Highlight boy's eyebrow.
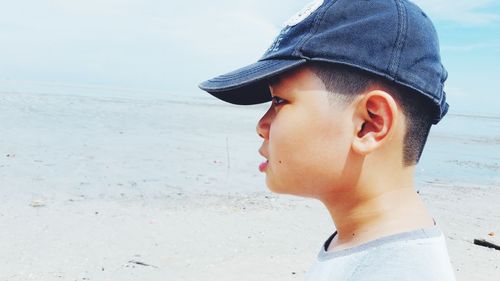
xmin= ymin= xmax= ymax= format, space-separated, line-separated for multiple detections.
xmin=268 ymin=75 xmax=282 ymax=87
xmin=267 ymin=76 xmax=283 ymax=96
xmin=268 ymin=83 xmax=275 ymax=97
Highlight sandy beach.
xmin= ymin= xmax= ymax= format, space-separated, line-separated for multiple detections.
xmin=0 ymin=87 xmax=499 ymax=281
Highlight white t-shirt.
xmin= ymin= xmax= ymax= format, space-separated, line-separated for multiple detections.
xmin=305 ymin=226 xmax=456 ymax=281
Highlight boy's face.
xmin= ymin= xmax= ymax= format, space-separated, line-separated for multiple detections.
xmin=257 ymin=66 xmax=357 ymax=197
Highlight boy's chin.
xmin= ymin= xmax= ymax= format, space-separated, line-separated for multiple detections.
xmin=265 ymin=180 xmax=313 ymax=197
xmin=265 ymin=179 xmax=288 ymax=194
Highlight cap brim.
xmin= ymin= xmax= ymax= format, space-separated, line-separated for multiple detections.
xmin=199 ymin=59 xmax=307 ymax=105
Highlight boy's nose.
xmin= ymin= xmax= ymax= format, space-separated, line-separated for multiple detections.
xmin=256 ymin=107 xmax=273 ymax=139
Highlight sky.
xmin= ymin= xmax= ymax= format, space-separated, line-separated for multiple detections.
xmin=0 ymin=0 xmax=499 ymax=116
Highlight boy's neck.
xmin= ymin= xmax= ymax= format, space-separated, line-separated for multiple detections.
xmin=321 ymin=169 xmax=434 ymax=252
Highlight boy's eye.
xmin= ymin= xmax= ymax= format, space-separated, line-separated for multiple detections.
xmin=272 ymin=96 xmax=286 ymax=106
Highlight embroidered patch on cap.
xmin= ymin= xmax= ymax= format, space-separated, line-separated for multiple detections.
xmin=265 ymin=0 xmax=324 ymax=54
xmin=284 ymin=0 xmax=324 ymax=27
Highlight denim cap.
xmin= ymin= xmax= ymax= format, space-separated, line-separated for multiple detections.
xmin=199 ymin=0 xmax=449 ymax=124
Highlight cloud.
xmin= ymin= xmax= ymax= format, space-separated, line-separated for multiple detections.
xmin=0 ymin=0 xmax=293 ymax=91
xmin=160 ymin=6 xmax=279 ymax=58
xmin=413 ymin=0 xmax=500 ymax=25
xmin=442 ymin=43 xmax=500 ymax=52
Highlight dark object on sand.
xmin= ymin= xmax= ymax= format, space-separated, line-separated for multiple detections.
xmin=128 ymin=260 xmax=158 ymax=268
xmin=473 ymin=239 xmax=500 ymax=251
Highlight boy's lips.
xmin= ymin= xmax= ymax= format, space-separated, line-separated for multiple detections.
xmin=259 ymin=160 xmax=269 ymax=172
xmin=258 ymin=147 xmax=269 ymax=172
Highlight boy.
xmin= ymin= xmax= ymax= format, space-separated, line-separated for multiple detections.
xmin=199 ymin=0 xmax=456 ymax=280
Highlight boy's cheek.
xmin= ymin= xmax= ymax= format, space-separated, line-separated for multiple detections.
xmin=266 ymin=147 xmax=316 ymax=191
xmin=266 ymin=112 xmax=350 ymax=193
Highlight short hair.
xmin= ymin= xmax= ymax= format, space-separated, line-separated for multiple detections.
xmin=308 ymin=62 xmax=433 ymax=166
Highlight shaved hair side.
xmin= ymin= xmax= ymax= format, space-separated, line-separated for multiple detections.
xmin=308 ymin=62 xmax=433 ymax=166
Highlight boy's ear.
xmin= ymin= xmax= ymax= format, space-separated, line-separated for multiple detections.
xmin=352 ymin=90 xmax=398 ymax=155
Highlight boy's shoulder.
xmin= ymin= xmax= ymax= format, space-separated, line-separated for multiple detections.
xmin=306 ymin=226 xmax=456 ymax=281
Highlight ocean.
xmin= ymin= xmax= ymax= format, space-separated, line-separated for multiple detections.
xmin=418 ymin=113 xmax=500 ymax=187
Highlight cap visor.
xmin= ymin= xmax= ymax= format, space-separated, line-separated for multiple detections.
xmin=199 ymin=59 xmax=306 ymax=105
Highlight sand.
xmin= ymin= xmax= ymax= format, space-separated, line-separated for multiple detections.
xmin=0 ymin=88 xmax=499 ymax=280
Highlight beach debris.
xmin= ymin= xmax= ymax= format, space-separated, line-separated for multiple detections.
xmin=29 ymin=199 xmax=46 ymax=208
xmin=226 ymin=137 xmax=231 ymax=170
xmin=127 ymin=260 xmax=158 ymax=268
xmin=488 ymin=232 xmax=495 ymax=237
xmin=473 ymin=239 xmax=500 ymax=251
